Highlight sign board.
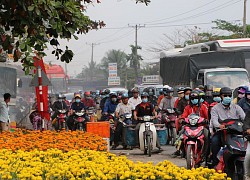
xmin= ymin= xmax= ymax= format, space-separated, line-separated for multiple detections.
xmin=142 ymin=75 xmax=160 ymax=84
xmin=108 ymin=77 xmax=120 ymax=86
xmin=217 ymin=38 xmax=250 ymax=48
xmin=108 ymin=63 xmax=117 ymax=77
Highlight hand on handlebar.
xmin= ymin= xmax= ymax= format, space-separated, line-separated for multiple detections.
xmin=219 ymin=125 xmax=226 ymax=130
xmin=246 ymin=129 xmax=250 ymax=135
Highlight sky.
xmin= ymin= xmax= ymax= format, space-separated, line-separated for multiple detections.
xmin=43 ymin=0 xmax=250 ymax=77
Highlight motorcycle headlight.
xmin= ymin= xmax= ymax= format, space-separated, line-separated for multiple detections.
xmin=189 ymin=116 xmax=199 ymax=126
xmin=125 ymin=114 xmax=132 ymax=119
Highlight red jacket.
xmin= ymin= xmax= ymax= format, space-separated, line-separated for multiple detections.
xmin=81 ymin=98 xmax=95 ymax=108
xmin=181 ymin=104 xmax=208 ymax=120
xmin=174 ymin=98 xmax=180 ymax=108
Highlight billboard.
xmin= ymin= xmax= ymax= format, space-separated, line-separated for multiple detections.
xmin=108 ymin=63 xmax=117 ymax=77
xmin=108 ymin=77 xmax=120 ymax=86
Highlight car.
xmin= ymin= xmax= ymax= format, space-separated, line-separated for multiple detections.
xmin=106 ymin=87 xmax=128 ymax=95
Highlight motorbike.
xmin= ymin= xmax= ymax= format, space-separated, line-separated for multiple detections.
xmin=183 ymin=114 xmax=207 ymax=169
xmin=29 ymin=111 xmax=42 ymax=131
xmin=138 ymin=116 xmax=157 ymax=157
xmin=215 ymin=119 xmax=247 ymax=180
xmin=56 ymin=109 xmax=68 ymax=131
xmin=73 ymin=110 xmax=86 ymax=131
xmin=162 ymin=108 xmax=177 ymax=146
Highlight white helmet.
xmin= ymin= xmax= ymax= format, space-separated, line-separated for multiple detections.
xmin=163 ymin=85 xmax=170 ymax=89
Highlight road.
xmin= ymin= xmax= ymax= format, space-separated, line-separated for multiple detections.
xmin=110 ymin=144 xmax=186 ymax=167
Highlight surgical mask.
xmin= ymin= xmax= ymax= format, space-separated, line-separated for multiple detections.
xmin=178 ymin=93 xmax=184 ymax=98
xmin=169 ymin=92 xmax=174 ymax=96
xmin=222 ymin=97 xmax=232 ymax=105
xmin=111 ymin=98 xmax=117 ymax=102
xmin=238 ymin=93 xmax=245 ymax=98
xmin=142 ymin=98 xmax=148 ymax=103
xmin=75 ymin=99 xmax=81 ymax=103
xmin=185 ymin=95 xmax=189 ymax=100
xmin=200 ymin=98 xmax=204 ymax=103
xmin=213 ymin=97 xmax=221 ymax=103
xmin=191 ymin=99 xmax=198 ymax=105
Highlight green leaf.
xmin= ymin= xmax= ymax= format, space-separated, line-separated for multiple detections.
xmin=73 ymin=35 xmax=79 ymax=40
xmin=27 ymin=45 xmax=32 ymax=52
xmin=28 ymin=5 xmax=35 ymax=11
xmin=19 ymin=43 xmax=26 ymax=50
xmin=35 ymin=8 xmax=41 ymax=16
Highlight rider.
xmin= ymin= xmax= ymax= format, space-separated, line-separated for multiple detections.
xmin=51 ymin=94 xmax=68 ymax=124
xmin=159 ymin=87 xmax=176 ymax=111
xmin=147 ymin=88 xmax=158 ymax=108
xmin=176 ymin=87 xmax=192 ymax=115
xmin=233 ymin=86 xmax=247 ymax=104
xmin=158 ymin=85 xmax=169 ymax=106
xmin=100 ymin=89 xmax=110 ymax=111
xmin=128 ymin=88 xmax=142 ymax=110
xmin=67 ymin=94 xmax=87 ymax=130
xmin=210 ymin=87 xmax=245 ymax=168
xmin=198 ymin=90 xmax=209 ymax=108
xmin=134 ymin=92 xmax=162 ymax=151
xmin=174 ymin=87 xmax=185 ymax=108
xmin=238 ymin=87 xmax=250 ymax=113
xmin=113 ymin=93 xmax=134 ymax=149
xmin=204 ymin=85 xmax=214 ymax=104
xmin=82 ymin=91 xmax=96 ymax=108
xmin=102 ymin=92 xmax=118 ymax=120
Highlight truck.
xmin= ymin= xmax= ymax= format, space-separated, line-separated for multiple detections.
xmin=160 ymin=38 xmax=250 ymax=90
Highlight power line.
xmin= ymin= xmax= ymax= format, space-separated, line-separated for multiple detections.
xmin=146 ymin=0 xmax=242 ymax=26
xmin=144 ymin=0 xmax=218 ymax=24
xmin=98 ymin=29 xmax=134 ymax=44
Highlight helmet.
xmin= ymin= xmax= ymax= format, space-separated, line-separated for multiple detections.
xmin=220 ymin=87 xmax=232 ymax=95
xmin=177 ymin=87 xmax=185 ymax=93
xmin=117 ymin=95 xmax=122 ymax=100
xmin=205 ymin=85 xmax=213 ymax=92
xmin=141 ymin=92 xmax=149 ymax=97
xmin=163 ymin=85 xmax=170 ymax=92
xmin=212 ymin=91 xmax=220 ymax=96
xmin=109 ymin=92 xmax=117 ymax=97
xmin=58 ymin=94 xmax=65 ymax=99
xmin=132 ymin=88 xmax=139 ymax=93
xmin=238 ymin=86 xmax=248 ymax=94
xmin=84 ymin=91 xmax=91 ymax=96
xmin=104 ymin=89 xmax=111 ymax=95
xmin=74 ymin=93 xmax=81 ymax=98
xmin=166 ymin=87 xmax=174 ymax=93
xmin=163 ymin=85 xmax=170 ymax=89
xmin=121 ymin=93 xmax=129 ymax=99
xmin=190 ymin=90 xmax=199 ymax=99
xmin=197 ymin=85 xmax=205 ymax=90
xmin=184 ymin=87 xmax=192 ymax=93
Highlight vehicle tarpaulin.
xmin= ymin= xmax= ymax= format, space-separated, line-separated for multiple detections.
xmin=160 ymin=51 xmax=245 ymax=84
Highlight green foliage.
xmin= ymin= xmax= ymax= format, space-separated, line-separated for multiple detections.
xmin=0 ymin=0 xmax=104 ymax=72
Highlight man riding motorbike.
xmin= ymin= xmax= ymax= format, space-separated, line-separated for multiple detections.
xmin=159 ymin=87 xmax=176 ymax=111
xmin=174 ymin=87 xmax=185 ymax=108
xmin=51 ymin=94 xmax=69 ymax=128
xmin=102 ymin=92 xmax=118 ymax=121
xmin=176 ymin=87 xmax=192 ymax=115
xmin=210 ymin=87 xmax=245 ymax=168
xmin=82 ymin=91 xmax=96 ymax=108
xmin=134 ymin=92 xmax=162 ymax=151
xmin=100 ymin=89 xmax=110 ymax=111
xmin=233 ymin=86 xmax=248 ymax=104
xmin=112 ymin=93 xmax=134 ymax=149
xmin=238 ymin=87 xmax=250 ymax=113
xmin=158 ymin=85 xmax=169 ymax=106
xmin=204 ymin=85 xmax=214 ymax=105
xmin=128 ymin=88 xmax=142 ymax=110
xmin=67 ymin=94 xmax=88 ymax=130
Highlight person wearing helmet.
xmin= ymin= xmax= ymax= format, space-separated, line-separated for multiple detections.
xmin=100 ymin=89 xmax=111 ymax=111
xmin=198 ymin=90 xmax=209 ymax=108
xmin=82 ymin=91 xmax=96 ymax=108
xmin=128 ymin=88 xmax=142 ymax=110
xmin=174 ymin=87 xmax=185 ymax=108
xmin=198 ymin=85 xmax=205 ymax=91
xmin=51 ymin=94 xmax=69 ymax=129
xmin=134 ymin=92 xmax=162 ymax=151
xmin=159 ymin=87 xmax=176 ymax=111
xmin=112 ymin=93 xmax=134 ymax=149
xmin=157 ymin=85 xmax=169 ymax=106
xmin=176 ymin=87 xmax=192 ymax=115
xmin=237 ymin=87 xmax=250 ymax=114
xmin=67 ymin=94 xmax=87 ymax=130
xmin=210 ymin=87 xmax=245 ymax=168
xmin=147 ymin=88 xmax=158 ymax=107
xmin=102 ymin=92 xmax=118 ymax=120
xmin=117 ymin=95 xmax=122 ymax=104
xmin=233 ymin=85 xmax=248 ymax=104
xmin=204 ymin=85 xmax=214 ymax=104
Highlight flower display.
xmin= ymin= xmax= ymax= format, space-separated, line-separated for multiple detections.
xmin=0 ymin=130 xmax=107 ymax=151
xmin=0 ymin=149 xmax=231 ymax=180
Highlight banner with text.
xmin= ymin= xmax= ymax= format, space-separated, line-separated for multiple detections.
xmin=108 ymin=77 xmax=120 ymax=86
xmin=108 ymin=63 xmax=117 ymax=77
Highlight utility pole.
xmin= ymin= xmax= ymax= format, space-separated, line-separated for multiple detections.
xmin=243 ymin=0 xmax=247 ymax=37
xmin=64 ymin=62 xmax=68 ymax=92
xmin=86 ymin=43 xmax=99 ymax=87
xmin=128 ymin=24 xmax=145 ymax=84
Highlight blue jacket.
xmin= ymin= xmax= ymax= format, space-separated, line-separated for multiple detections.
xmin=238 ymin=97 xmax=250 ymax=113
xmin=103 ymin=99 xmax=117 ymax=114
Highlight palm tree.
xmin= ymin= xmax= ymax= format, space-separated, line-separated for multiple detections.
xmin=127 ymin=45 xmax=143 ymax=82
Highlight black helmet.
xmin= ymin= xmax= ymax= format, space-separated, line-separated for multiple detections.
xmin=205 ymin=85 xmax=213 ymax=92
xmin=177 ymin=87 xmax=185 ymax=93
xmin=212 ymin=91 xmax=220 ymax=96
xmin=190 ymin=90 xmax=199 ymax=99
xmin=184 ymin=87 xmax=192 ymax=93
xmin=121 ymin=93 xmax=129 ymax=99
xmin=109 ymin=92 xmax=117 ymax=98
xmin=166 ymin=87 xmax=174 ymax=93
xmin=141 ymin=92 xmax=149 ymax=97
xmin=104 ymin=89 xmax=111 ymax=95
xmin=220 ymin=87 xmax=232 ymax=95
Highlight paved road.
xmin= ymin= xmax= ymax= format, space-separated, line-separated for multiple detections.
xmin=110 ymin=145 xmax=186 ymax=167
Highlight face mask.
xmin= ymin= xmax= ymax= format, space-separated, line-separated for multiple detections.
xmin=185 ymin=95 xmax=189 ymax=100
xmin=200 ymin=98 xmax=204 ymax=103
xmin=169 ymin=92 xmax=174 ymax=96
xmin=238 ymin=93 xmax=245 ymax=98
xmin=111 ymin=98 xmax=117 ymax=102
xmin=178 ymin=93 xmax=184 ymax=98
xmin=75 ymin=99 xmax=81 ymax=103
xmin=222 ymin=97 xmax=232 ymax=105
xmin=191 ymin=99 xmax=198 ymax=105
xmin=213 ymin=97 xmax=221 ymax=103
xmin=142 ymin=98 xmax=148 ymax=103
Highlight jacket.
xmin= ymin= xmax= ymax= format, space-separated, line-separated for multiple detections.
xmin=238 ymin=97 xmax=250 ymax=113
xmin=181 ymin=104 xmax=208 ymax=120
xmin=103 ymin=99 xmax=117 ymax=114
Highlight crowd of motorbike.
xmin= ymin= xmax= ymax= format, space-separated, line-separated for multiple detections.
xmin=27 ymin=85 xmax=250 ymax=180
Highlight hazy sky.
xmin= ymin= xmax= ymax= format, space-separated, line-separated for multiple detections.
xmin=43 ymin=0 xmax=249 ymax=76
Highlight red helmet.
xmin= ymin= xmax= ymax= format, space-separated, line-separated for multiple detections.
xmin=84 ymin=91 xmax=91 ymax=96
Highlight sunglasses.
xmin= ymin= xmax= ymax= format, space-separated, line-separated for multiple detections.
xmin=222 ymin=94 xmax=232 ymax=97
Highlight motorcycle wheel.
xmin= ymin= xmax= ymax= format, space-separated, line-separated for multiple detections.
xmin=171 ymin=128 xmax=177 ymax=146
xmin=147 ymin=135 xmax=152 ymax=157
xmin=233 ymin=161 xmax=245 ymax=180
xmin=186 ymin=144 xmax=195 ymax=169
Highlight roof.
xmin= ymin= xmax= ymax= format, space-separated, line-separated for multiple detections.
xmin=45 ymin=64 xmax=67 ymax=79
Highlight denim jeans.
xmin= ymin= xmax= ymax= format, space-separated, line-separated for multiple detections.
xmin=211 ymin=131 xmax=222 ymax=167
